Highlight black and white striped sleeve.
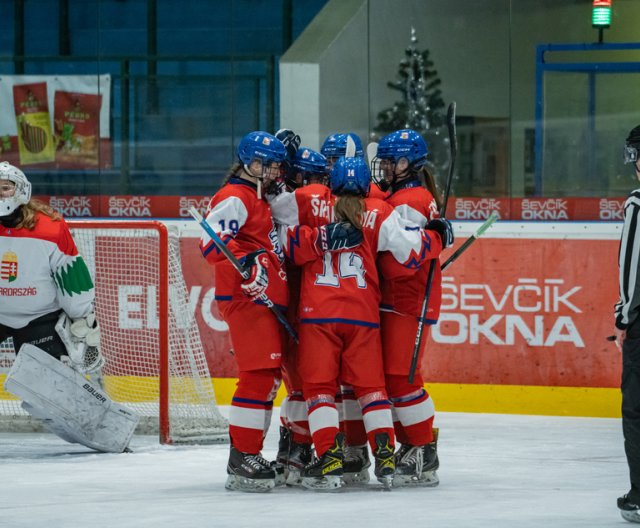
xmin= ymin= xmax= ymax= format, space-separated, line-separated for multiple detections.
xmin=616 ymin=189 xmax=640 ymax=329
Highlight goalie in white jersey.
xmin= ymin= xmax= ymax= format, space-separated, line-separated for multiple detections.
xmin=0 ymin=162 xmax=137 ymax=453
xmin=0 ymin=161 xmax=100 ymax=371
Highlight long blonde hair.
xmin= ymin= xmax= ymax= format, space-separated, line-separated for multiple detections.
xmin=334 ymin=195 xmax=364 ymax=230
xmin=16 ymin=199 xmax=62 ymax=230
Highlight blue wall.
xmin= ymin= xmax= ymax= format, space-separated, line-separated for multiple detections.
xmin=0 ymin=0 xmax=328 ymax=195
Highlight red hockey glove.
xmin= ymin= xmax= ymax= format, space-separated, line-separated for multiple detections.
xmin=240 ymin=250 xmax=269 ymax=300
xmin=314 ymin=221 xmax=364 ymax=255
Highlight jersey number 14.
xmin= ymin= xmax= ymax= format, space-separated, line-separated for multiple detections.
xmin=315 ymin=252 xmax=366 ymax=289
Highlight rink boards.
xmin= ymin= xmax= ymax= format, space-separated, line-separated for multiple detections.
xmin=0 ymin=220 xmax=624 ymax=417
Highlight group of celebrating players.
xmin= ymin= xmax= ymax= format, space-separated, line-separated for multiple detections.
xmin=198 ymin=127 xmax=454 ymax=492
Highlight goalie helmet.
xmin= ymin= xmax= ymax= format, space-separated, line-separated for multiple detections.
xmin=376 ymin=129 xmax=428 ymax=169
xmin=329 ymin=156 xmax=370 ymax=197
xmin=237 ymin=131 xmax=287 ymax=166
xmin=321 ymin=133 xmax=364 ymax=158
xmin=0 ymin=161 xmax=31 ymax=217
xmin=624 ymin=125 xmax=640 ymax=165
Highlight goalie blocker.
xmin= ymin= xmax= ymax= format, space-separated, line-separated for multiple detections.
xmin=4 ymin=344 xmax=139 ymax=453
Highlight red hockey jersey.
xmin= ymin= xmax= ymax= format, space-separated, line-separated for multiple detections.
xmin=199 ymin=177 xmax=288 ymax=307
xmin=378 ymin=182 xmax=443 ymax=322
xmin=270 ymin=184 xmax=437 ymax=327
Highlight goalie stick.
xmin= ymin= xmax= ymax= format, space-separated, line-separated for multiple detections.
xmin=189 ymin=206 xmax=299 ymax=343
xmin=408 ymin=102 xmax=457 ymax=384
xmin=440 ymin=211 xmax=499 ymax=272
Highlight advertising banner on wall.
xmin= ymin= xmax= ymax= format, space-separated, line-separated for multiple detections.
xmin=174 ymin=231 xmax=621 ymax=389
xmin=0 ymin=74 xmax=111 ymax=169
xmin=34 ymin=195 xmax=627 ymax=221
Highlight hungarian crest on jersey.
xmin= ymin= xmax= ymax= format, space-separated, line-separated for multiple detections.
xmin=1 ymin=251 xmax=18 ymax=282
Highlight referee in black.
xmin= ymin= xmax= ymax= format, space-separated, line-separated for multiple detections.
xmin=615 ymin=124 xmax=640 ymax=523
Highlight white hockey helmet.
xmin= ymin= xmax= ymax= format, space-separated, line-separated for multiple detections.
xmin=0 ymin=161 xmax=31 ymax=216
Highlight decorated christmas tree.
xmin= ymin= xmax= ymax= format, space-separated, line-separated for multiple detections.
xmin=374 ymin=28 xmax=449 ymax=176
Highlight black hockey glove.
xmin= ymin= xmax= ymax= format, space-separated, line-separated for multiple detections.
xmin=275 ymin=128 xmax=301 ymax=160
xmin=427 ymin=218 xmax=454 ymax=248
xmin=314 ymin=222 xmax=363 ymax=254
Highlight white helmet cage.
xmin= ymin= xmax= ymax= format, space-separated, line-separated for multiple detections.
xmin=0 ymin=161 xmax=31 ymax=216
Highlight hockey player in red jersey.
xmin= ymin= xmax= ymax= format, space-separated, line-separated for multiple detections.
xmin=199 ymin=131 xmax=291 ymax=492
xmin=320 ymin=132 xmax=385 ymax=480
xmin=372 ymin=129 xmax=454 ymax=487
xmin=273 ymin=141 xmax=329 ymax=485
xmin=273 ymin=155 xmax=441 ymax=490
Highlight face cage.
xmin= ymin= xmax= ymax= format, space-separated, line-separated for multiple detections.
xmin=0 ymin=174 xmax=31 ymax=213
xmin=624 ymin=145 xmax=639 ymax=165
xmin=0 ymin=180 xmax=17 ymax=198
xmin=370 ymin=157 xmax=395 ymax=192
xmin=247 ymin=157 xmax=282 ymax=181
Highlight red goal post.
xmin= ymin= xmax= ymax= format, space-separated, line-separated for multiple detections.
xmin=0 ymin=220 xmax=228 ymax=444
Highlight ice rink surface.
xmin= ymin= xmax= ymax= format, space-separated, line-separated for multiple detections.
xmin=0 ymin=408 xmax=630 ymax=528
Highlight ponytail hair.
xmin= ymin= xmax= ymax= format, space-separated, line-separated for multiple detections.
xmin=223 ymin=162 xmax=243 ymax=185
xmin=334 ymin=195 xmax=364 ymax=230
xmin=419 ymin=166 xmax=443 ymax=212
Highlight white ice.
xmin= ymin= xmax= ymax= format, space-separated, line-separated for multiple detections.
xmin=0 ymin=408 xmax=630 ymax=528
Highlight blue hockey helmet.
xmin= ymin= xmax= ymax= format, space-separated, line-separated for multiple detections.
xmin=320 ymin=132 xmax=364 ymax=158
xmin=292 ymin=147 xmax=328 ymax=176
xmin=376 ymin=129 xmax=428 ymax=169
xmin=237 ymin=131 xmax=286 ymax=166
xmin=329 ymin=156 xmax=371 ymax=196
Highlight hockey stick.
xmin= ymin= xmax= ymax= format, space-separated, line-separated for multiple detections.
xmin=366 ymin=142 xmax=378 ymax=169
xmin=440 ymin=211 xmax=498 ymax=272
xmin=408 ymin=102 xmax=457 ymax=384
xmin=189 ymin=206 xmax=299 ymax=343
xmin=345 ymin=135 xmax=357 ymax=158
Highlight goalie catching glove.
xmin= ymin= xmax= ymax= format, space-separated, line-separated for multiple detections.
xmin=55 ymin=312 xmax=105 ymax=374
xmin=241 ymin=249 xmax=270 ymax=301
xmin=314 ymin=221 xmax=363 ymax=255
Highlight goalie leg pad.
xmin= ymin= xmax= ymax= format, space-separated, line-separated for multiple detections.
xmin=4 ymin=344 xmax=139 ymax=453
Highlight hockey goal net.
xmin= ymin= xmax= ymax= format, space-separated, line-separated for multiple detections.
xmin=0 ymin=220 xmax=228 ymax=444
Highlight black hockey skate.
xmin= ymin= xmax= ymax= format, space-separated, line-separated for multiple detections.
xmin=284 ymin=440 xmax=314 ymax=486
xmin=373 ymin=433 xmax=395 ymax=490
xmin=394 ymin=442 xmax=412 ymax=465
xmin=618 ymin=494 xmax=640 ymax=523
xmin=225 ymin=446 xmax=276 ymax=493
xmin=343 ymin=444 xmax=371 ymax=484
xmin=276 ymin=426 xmax=291 ymax=466
xmin=301 ymin=432 xmax=344 ymax=491
xmin=270 ymin=459 xmax=286 ymax=487
xmin=393 ymin=430 xmax=439 ymax=488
